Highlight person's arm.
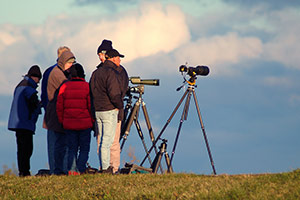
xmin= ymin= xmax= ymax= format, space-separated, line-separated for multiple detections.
xmin=56 ymin=84 xmax=67 ymax=124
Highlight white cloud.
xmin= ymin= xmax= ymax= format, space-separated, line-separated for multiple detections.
xmin=66 ymin=2 xmax=190 ymax=69
xmin=0 ymin=1 xmax=300 ymax=95
xmin=173 ymin=32 xmax=263 ymax=76
xmin=263 ymin=8 xmax=300 ymax=69
xmin=0 ymin=2 xmax=190 ymax=95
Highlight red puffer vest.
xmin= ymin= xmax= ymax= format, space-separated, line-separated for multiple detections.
xmin=56 ymin=78 xmax=93 ymax=130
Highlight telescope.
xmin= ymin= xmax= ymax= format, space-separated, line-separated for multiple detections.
xmin=130 ymin=77 xmax=160 ymax=86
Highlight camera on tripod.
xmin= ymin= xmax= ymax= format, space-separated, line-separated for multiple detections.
xmin=179 ymin=65 xmax=209 ymax=77
xmin=127 ymin=85 xmax=144 ymax=95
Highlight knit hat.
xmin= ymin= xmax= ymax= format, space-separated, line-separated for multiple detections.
xmin=26 ymin=65 xmax=42 ymax=79
xmin=97 ymin=39 xmax=113 ymax=54
xmin=69 ymin=63 xmax=85 ymax=78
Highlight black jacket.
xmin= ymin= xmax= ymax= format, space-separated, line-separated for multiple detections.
xmin=90 ymin=60 xmax=124 ymax=112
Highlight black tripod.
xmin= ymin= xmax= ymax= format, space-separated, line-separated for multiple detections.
xmin=120 ymin=85 xmax=164 ymax=173
xmin=150 ymin=139 xmax=173 ymax=173
xmin=140 ymin=80 xmax=217 ymax=175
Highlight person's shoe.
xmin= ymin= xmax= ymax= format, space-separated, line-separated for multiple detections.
xmin=100 ymin=166 xmax=113 ymax=174
xmin=19 ymin=171 xmax=31 ymax=177
xmin=68 ymin=171 xmax=80 ymax=176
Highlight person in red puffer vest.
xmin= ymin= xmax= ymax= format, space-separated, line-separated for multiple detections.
xmin=56 ymin=63 xmax=93 ymax=174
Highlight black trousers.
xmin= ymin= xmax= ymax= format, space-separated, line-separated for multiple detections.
xmin=16 ymin=130 xmax=33 ymax=176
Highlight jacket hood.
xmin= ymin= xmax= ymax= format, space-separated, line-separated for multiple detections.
xmin=57 ymin=51 xmax=75 ymax=70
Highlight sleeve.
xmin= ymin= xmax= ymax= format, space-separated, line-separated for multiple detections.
xmin=28 ymin=92 xmax=39 ymax=111
xmin=56 ymin=83 xmax=67 ymax=124
xmin=89 ymin=71 xmax=96 ymax=119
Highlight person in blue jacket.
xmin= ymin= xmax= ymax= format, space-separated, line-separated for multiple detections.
xmin=8 ymin=65 xmax=42 ymax=177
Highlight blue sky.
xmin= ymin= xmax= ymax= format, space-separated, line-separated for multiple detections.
xmin=0 ymin=0 xmax=300 ymax=175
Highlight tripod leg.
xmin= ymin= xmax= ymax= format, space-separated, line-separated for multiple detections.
xmin=120 ymin=101 xmax=140 ymax=151
xmin=141 ymin=102 xmax=155 ymax=141
xmin=170 ymin=89 xmax=192 ymax=165
xmin=133 ymin=118 xmax=152 ymax=166
xmin=140 ymin=88 xmax=190 ymax=166
xmin=141 ymin=101 xmax=163 ymax=173
xmin=164 ymin=151 xmax=173 ymax=173
xmin=151 ymin=151 xmax=163 ymax=173
xmin=192 ymin=89 xmax=217 ymax=175
xmin=120 ymin=101 xmax=132 ymax=140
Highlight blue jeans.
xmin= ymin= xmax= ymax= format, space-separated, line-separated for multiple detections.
xmin=53 ymin=131 xmax=69 ymax=175
xmin=96 ymin=109 xmax=118 ymax=170
xmin=47 ymin=130 xmax=56 ymax=174
xmin=48 ymin=130 xmax=68 ymax=174
xmin=66 ymin=129 xmax=91 ymax=173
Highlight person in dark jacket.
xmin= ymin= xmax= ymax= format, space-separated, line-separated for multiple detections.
xmin=56 ymin=63 xmax=93 ymax=175
xmin=90 ymin=40 xmax=129 ymax=173
xmin=8 ymin=65 xmax=42 ymax=177
xmin=90 ymin=48 xmax=125 ymax=173
xmin=90 ymin=39 xmax=113 ymax=120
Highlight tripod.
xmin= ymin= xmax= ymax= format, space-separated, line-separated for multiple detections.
xmin=140 ymin=80 xmax=217 ymax=175
xmin=151 ymin=139 xmax=173 ymax=173
xmin=120 ymin=85 xmax=164 ymax=173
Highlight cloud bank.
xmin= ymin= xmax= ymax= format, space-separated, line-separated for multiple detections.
xmin=0 ymin=1 xmax=300 ymax=95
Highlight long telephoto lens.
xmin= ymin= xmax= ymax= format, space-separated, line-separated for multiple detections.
xmin=194 ymin=66 xmax=209 ymax=76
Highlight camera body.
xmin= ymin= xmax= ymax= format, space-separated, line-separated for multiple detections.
xmin=127 ymin=85 xmax=144 ymax=95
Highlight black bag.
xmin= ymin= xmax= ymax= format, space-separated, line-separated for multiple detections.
xmin=35 ymin=169 xmax=51 ymax=176
xmin=120 ymin=162 xmax=152 ymax=174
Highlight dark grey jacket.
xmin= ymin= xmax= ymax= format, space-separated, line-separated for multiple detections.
xmin=90 ymin=60 xmax=124 ymax=112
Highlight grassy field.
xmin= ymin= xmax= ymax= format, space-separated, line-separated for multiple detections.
xmin=1 ymin=169 xmax=300 ymax=199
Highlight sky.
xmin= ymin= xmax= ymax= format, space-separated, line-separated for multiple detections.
xmin=0 ymin=0 xmax=300 ymax=175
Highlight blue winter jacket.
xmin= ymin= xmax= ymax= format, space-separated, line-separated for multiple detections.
xmin=8 ymin=76 xmax=42 ymax=133
xmin=41 ymin=64 xmax=56 ymax=110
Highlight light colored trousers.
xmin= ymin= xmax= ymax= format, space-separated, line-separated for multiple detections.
xmin=95 ymin=109 xmax=118 ymax=170
xmin=110 ymin=121 xmax=121 ymax=173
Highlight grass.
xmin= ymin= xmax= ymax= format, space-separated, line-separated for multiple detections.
xmin=1 ymin=169 xmax=300 ymax=199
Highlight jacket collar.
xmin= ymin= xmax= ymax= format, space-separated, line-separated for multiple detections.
xmin=24 ymin=76 xmax=38 ymax=89
xmin=104 ymin=60 xmax=122 ymax=72
xmin=70 ymin=77 xmax=85 ymax=81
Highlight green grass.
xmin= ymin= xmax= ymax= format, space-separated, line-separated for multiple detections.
xmin=1 ymin=170 xmax=300 ymax=199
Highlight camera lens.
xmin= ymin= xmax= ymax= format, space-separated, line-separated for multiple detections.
xmin=194 ymin=66 xmax=209 ymax=76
